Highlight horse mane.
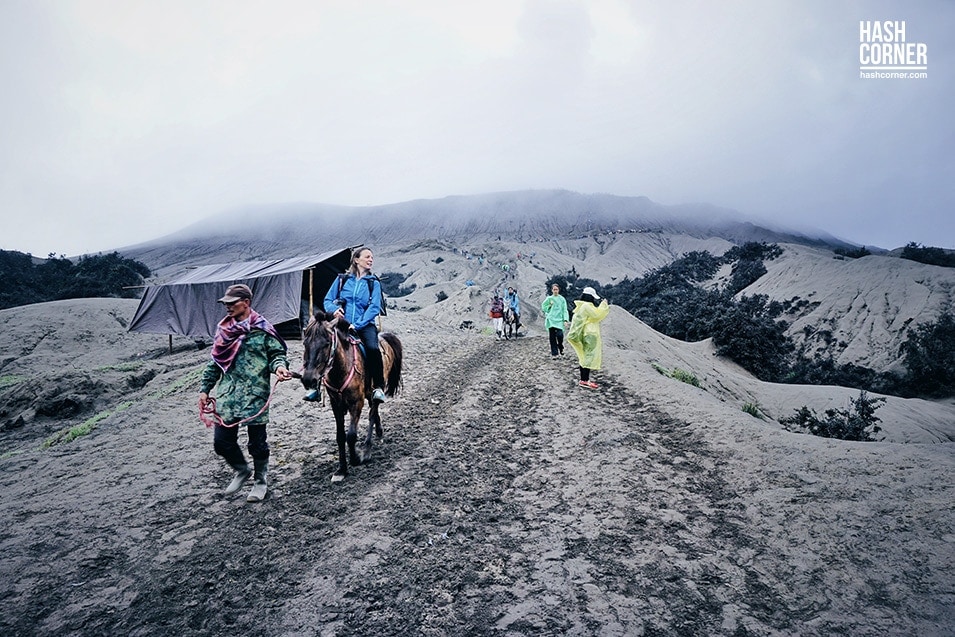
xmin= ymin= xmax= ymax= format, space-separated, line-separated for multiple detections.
xmin=304 ymin=312 xmax=353 ymax=339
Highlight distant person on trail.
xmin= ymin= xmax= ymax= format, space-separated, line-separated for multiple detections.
xmin=489 ymin=294 xmax=505 ymax=340
xmin=198 ymin=284 xmax=292 ymax=502
xmin=541 ymin=283 xmax=569 ymax=356
xmin=317 ymin=246 xmax=388 ymax=404
xmin=504 ymin=286 xmax=522 ymax=330
xmin=567 ymin=286 xmax=610 ymax=389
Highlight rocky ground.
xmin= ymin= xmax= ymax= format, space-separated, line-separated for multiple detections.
xmin=1 ymin=299 xmax=953 ymax=636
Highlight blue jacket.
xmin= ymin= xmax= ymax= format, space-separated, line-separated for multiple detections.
xmin=504 ymin=291 xmax=520 ymax=314
xmin=323 ymin=274 xmax=383 ymax=331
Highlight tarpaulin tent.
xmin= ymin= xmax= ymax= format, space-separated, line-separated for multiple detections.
xmin=128 ymin=247 xmax=353 ymax=341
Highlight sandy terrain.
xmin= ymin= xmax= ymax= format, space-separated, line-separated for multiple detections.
xmin=1 ymin=298 xmax=953 ymax=636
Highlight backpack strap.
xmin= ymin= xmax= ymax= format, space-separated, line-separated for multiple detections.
xmin=336 ymin=273 xmax=348 ymax=304
xmin=365 ymin=276 xmax=376 ymax=304
xmin=367 ymin=275 xmax=387 ymax=317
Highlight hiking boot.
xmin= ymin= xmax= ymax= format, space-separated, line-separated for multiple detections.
xmin=225 ymin=464 xmax=252 ymax=495
xmin=372 ymin=388 xmax=387 ymax=404
xmin=246 ymin=461 xmax=268 ymax=502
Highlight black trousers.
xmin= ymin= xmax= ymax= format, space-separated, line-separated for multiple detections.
xmin=579 ymin=366 xmax=591 ymax=382
xmin=548 ymin=327 xmax=565 ymax=356
xmin=214 ymin=422 xmax=268 ymax=468
xmin=355 ymin=323 xmax=385 ymax=389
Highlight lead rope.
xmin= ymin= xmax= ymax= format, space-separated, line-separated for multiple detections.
xmin=199 ymin=378 xmax=282 ymax=429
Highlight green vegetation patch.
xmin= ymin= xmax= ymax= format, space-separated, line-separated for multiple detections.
xmin=0 ymin=375 xmax=28 ymax=390
xmin=40 ymin=400 xmax=134 ymax=449
xmin=652 ymin=363 xmax=701 ymax=388
xmin=742 ymin=401 xmax=763 ymax=419
xmin=147 ymin=367 xmax=203 ymax=401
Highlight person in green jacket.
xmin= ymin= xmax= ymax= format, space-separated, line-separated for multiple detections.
xmin=567 ymin=286 xmax=610 ymax=389
xmin=541 ymin=283 xmax=570 ymax=356
xmin=198 ymin=284 xmax=292 ymax=502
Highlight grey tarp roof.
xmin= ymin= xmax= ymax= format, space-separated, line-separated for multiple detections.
xmin=128 ymin=248 xmax=352 ymax=339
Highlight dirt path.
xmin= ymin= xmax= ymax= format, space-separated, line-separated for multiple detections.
xmin=2 ymin=312 xmax=950 ymax=636
xmin=6 ymin=334 xmax=780 ymax=636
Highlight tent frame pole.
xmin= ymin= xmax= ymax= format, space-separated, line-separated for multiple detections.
xmin=308 ymin=269 xmax=314 ymax=319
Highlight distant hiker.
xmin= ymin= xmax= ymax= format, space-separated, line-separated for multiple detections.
xmin=489 ymin=294 xmax=505 ymax=339
xmin=541 ymin=283 xmax=570 ymax=357
xmin=567 ymin=286 xmax=610 ymax=389
xmin=316 ymin=246 xmax=388 ymax=404
xmin=198 ymin=284 xmax=292 ymax=502
xmin=504 ymin=286 xmax=522 ymax=330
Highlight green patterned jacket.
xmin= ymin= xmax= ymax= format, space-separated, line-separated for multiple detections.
xmin=200 ymin=330 xmax=289 ymax=426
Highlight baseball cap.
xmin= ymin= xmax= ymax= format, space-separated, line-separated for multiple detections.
xmin=218 ymin=284 xmax=253 ymax=303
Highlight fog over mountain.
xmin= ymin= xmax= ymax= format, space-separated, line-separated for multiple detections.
xmin=114 ymin=188 xmax=954 ymax=385
xmin=124 ymin=190 xmax=856 ymax=274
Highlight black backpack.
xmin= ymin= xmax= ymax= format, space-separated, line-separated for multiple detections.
xmin=337 ymin=273 xmax=387 ymax=316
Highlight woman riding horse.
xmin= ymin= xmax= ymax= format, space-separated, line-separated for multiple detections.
xmin=300 ymin=311 xmax=403 ymax=481
xmin=324 ymin=247 xmax=388 ymax=403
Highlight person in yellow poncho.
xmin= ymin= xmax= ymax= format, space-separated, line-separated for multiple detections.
xmin=567 ymin=286 xmax=610 ymax=389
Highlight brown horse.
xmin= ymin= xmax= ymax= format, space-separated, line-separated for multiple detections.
xmin=300 ymin=311 xmax=403 ymax=482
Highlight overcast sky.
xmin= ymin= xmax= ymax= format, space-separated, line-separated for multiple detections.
xmin=1 ymin=0 xmax=952 ymax=256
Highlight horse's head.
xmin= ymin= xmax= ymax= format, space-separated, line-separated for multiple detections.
xmin=301 ymin=312 xmax=339 ymax=390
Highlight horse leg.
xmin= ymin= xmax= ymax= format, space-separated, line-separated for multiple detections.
xmin=347 ymin=400 xmax=362 ymax=467
xmin=361 ymin=403 xmax=376 ymax=462
xmin=362 ymin=345 xmax=389 ymax=458
xmin=331 ymin=403 xmax=348 ymax=482
xmin=373 ymin=401 xmax=383 ymax=439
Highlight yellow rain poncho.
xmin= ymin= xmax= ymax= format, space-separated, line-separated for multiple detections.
xmin=567 ymin=299 xmax=610 ymax=370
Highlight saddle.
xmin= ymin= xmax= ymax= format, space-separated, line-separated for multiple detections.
xmin=347 ymin=332 xmax=366 ymax=358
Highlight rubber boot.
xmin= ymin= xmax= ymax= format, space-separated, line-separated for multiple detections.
xmin=246 ymin=460 xmax=268 ymax=502
xmin=224 ymin=463 xmax=252 ymax=495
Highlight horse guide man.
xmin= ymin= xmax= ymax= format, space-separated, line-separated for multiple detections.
xmin=198 ymin=284 xmax=293 ymax=502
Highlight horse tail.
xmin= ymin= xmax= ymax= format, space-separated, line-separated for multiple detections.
xmin=381 ymin=332 xmax=403 ymax=397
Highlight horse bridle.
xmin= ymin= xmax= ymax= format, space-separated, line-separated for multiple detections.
xmin=314 ymin=321 xmax=360 ymax=395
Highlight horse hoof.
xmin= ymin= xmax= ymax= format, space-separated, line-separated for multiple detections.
xmin=331 ymin=473 xmax=346 ymax=483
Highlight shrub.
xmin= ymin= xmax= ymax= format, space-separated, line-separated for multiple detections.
xmin=711 ymin=299 xmax=793 ymax=382
xmin=742 ymin=401 xmax=763 ymax=418
xmin=900 ymin=312 xmax=955 ymax=398
xmin=671 ymin=368 xmax=700 ymax=387
xmin=900 ymin=242 xmax=955 ymax=268
xmin=834 ymin=246 xmax=871 ymax=259
xmin=780 ymin=391 xmax=885 ymax=441
xmin=651 ymin=363 xmax=701 ymax=388
xmin=379 ymin=271 xmax=415 ymax=298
